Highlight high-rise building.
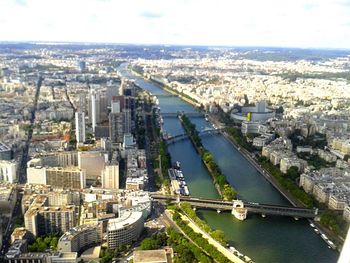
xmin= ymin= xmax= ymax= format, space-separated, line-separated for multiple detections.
xmin=25 ymin=205 xmax=76 ymax=237
xmin=78 ymin=93 xmax=86 ymax=113
xmin=101 ymin=162 xmax=119 ymax=189
xmin=75 ymin=111 xmax=86 ymax=144
xmin=27 ymin=167 xmax=86 ymax=189
xmin=109 ymin=112 xmax=124 ymax=143
xmin=78 ymin=151 xmax=105 ymax=181
xmin=124 ymin=109 xmax=132 ymax=134
xmin=0 ymin=160 xmax=17 ymax=183
xmin=90 ymin=90 xmax=101 ymax=132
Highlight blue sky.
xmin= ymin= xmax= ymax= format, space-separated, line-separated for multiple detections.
xmin=1 ymin=0 xmax=350 ymax=48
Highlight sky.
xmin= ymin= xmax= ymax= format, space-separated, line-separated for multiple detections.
xmin=1 ymin=0 xmax=350 ymax=49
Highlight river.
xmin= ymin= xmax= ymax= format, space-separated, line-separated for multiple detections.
xmin=118 ymin=63 xmax=338 ymax=263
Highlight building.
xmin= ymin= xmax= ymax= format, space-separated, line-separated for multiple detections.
xmin=11 ymin=227 xmax=31 ymax=243
xmin=101 ymin=162 xmax=119 ymax=189
xmin=75 ymin=111 xmax=86 ymax=144
xmin=343 ymin=205 xmax=350 ymax=223
xmin=25 ymin=204 xmax=76 ymax=238
xmin=0 ymin=142 xmax=12 ymax=160
xmin=133 ymin=248 xmax=173 ymax=263
xmin=280 ymin=157 xmax=306 ymax=174
xmin=0 ymin=186 xmax=17 ymax=216
xmin=27 ymin=166 xmax=86 ymax=189
xmin=0 ymin=160 xmax=17 ymax=183
xmin=231 ymin=101 xmax=275 ymax=123
xmin=241 ymin=121 xmax=260 ymax=135
xmin=5 ymin=252 xmax=77 ymax=263
xmin=58 ymin=223 xmax=102 ymax=253
xmin=109 ymin=112 xmax=125 ymax=143
xmin=90 ymin=90 xmax=100 ymax=133
xmin=78 ymin=151 xmax=106 ymax=181
xmin=107 ymin=211 xmax=143 ymax=249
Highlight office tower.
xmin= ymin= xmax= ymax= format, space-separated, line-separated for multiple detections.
xmin=109 ymin=112 xmax=124 ymax=143
xmin=90 ymin=90 xmax=101 ymax=132
xmin=78 ymin=93 xmax=86 ymax=113
xmin=101 ymin=162 xmax=119 ymax=189
xmin=75 ymin=111 xmax=85 ymax=144
xmin=99 ymin=95 xmax=108 ymax=122
xmin=124 ymin=109 xmax=131 ymax=134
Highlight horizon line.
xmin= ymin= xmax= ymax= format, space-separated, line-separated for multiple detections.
xmin=0 ymin=40 xmax=350 ymax=52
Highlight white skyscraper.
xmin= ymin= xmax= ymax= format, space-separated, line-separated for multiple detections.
xmin=102 ymin=163 xmax=119 ymax=189
xmin=91 ymin=91 xmax=97 ymax=132
xmin=75 ymin=111 xmax=86 ymax=144
xmin=90 ymin=90 xmax=101 ymax=133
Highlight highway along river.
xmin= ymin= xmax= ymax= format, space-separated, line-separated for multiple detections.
xmin=118 ymin=63 xmax=338 ymax=263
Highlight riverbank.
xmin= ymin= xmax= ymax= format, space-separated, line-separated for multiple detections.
xmin=129 ymin=66 xmax=201 ymax=108
xmin=219 ymin=130 xmax=344 ymax=251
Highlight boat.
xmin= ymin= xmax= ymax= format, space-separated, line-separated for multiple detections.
xmin=314 ymin=228 xmax=319 ymax=234
xmin=321 ymin=234 xmax=328 ymax=240
xmin=310 ymin=223 xmax=315 ymax=228
xmin=173 ymin=161 xmax=181 ymax=170
xmin=168 ymin=161 xmax=190 ymax=196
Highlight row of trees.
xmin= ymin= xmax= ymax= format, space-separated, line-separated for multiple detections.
xmin=159 ymin=140 xmax=171 ymax=190
xmin=180 ymin=202 xmax=226 ymax=245
xmin=258 ymin=156 xmax=315 ymax=208
xmin=320 ymin=211 xmax=348 ymax=239
xmin=181 ymin=114 xmax=237 ymax=200
xmin=227 ymin=127 xmax=256 ymax=152
xmin=172 ymin=211 xmax=232 ymax=263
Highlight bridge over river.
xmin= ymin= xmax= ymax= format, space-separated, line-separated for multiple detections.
xmin=151 ymin=194 xmax=319 ymax=220
xmin=165 ymin=128 xmax=225 ymax=144
xmin=161 ymin=112 xmax=204 ymax=118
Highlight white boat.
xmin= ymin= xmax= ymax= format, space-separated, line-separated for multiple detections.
xmin=321 ymin=234 xmax=328 ymax=240
xmin=310 ymin=223 xmax=315 ymax=227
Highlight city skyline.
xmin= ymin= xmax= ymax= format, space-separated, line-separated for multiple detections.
xmin=1 ymin=0 xmax=350 ymax=49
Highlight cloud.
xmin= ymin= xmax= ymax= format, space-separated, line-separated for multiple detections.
xmin=14 ymin=0 xmax=27 ymax=6
xmin=139 ymin=11 xmax=164 ymax=19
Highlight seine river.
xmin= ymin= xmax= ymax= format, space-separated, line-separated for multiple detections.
xmin=118 ymin=64 xmax=338 ymax=263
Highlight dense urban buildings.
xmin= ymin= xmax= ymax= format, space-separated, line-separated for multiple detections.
xmin=0 ymin=43 xmax=349 ymax=263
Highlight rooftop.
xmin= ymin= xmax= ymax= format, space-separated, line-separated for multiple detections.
xmin=107 ymin=211 xmax=142 ymax=231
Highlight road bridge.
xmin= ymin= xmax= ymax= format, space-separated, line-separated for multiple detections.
xmin=151 ymin=194 xmax=319 ymax=220
xmin=165 ymin=129 xmax=225 ymax=144
xmin=161 ymin=112 xmax=204 ymax=118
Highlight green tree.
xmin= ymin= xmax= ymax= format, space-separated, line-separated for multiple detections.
xmin=286 ymin=166 xmax=299 ymax=180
